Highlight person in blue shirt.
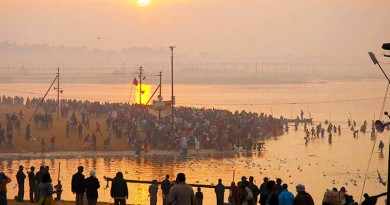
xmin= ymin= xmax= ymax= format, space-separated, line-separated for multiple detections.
xmin=278 ymin=184 xmax=294 ymax=205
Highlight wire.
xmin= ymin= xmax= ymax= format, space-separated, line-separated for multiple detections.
xmin=176 ymin=97 xmax=383 ymax=106
xmin=359 ymin=83 xmax=389 ymax=204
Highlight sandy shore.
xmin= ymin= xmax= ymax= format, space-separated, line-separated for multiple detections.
xmin=0 ymin=104 xmax=267 ymax=158
xmin=0 ymin=148 xmax=242 ymax=160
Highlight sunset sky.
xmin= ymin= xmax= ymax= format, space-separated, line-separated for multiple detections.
xmin=1 ymin=0 xmax=389 ymax=61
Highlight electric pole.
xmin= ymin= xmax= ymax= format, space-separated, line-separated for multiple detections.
xmin=139 ymin=66 xmax=143 ymax=105
xmin=54 ymin=67 xmax=63 ymax=120
xmin=57 ymin=67 xmax=59 ymax=120
xmin=158 ymin=71 xmax=162 ymax=120
xmin=169 ymin=46 xmax=175 ymax=136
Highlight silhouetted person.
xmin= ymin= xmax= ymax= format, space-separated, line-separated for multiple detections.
xmin=71 ymin=166 xmax=85 ymax=205
xmin=111 ymin=172 xmax=128 ymax=205
xmin=161 ymin=175 xmax=170 ymax=205
xmin=361 ymin=192 xmax=387 ymax=205
xmin=215 ymin=179 xmax=225 ymax=205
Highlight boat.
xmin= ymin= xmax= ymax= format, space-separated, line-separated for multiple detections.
xmin=285 ymin=118 xmax=313 ymax=123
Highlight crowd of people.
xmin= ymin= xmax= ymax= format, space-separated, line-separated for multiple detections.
xmin=0 ymin=165 xmax=61 ymax=205
xmin=1 ymin=95 xmax=286 ymax=153
xmin=0 ymin=166 xmax=386 ymax=205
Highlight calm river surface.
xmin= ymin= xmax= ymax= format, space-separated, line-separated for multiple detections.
xmin=0 ymin=80 xmax=388 ymax=204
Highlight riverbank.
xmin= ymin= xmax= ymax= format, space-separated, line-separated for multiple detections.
xmin=7 ymin=200 xmax=112 ymax=205
xmin=0 ymin=148 xmax=245 ymax=160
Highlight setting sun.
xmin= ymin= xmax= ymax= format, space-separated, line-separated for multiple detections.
xmin=137 ymin=0 xmax=150 ymax=6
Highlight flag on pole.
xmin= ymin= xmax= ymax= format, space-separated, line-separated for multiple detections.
xmin=133 ymin=78 xmax=138 ymax=86
xmin=377 ymin=169 xmax=386 ymax=186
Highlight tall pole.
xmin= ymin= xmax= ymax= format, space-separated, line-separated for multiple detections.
xmin=57 ymin=67 xmax=60 ymax=120
xmin=139 ymin=66 xmax=143 ymax=105
xmin=159 ymin=71 xmax=162 ymax=97
xmin=169 ymin=46 xmax=175 ymax=136
xmin=158 ymin=71 xmax=162 ymax=120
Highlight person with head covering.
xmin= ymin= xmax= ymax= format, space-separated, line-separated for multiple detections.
xmin=16 ymin=165 xmax=26 ymax=202
xmin=0 ymin=172 xmax=12 ymax=205
xmin=72 ymin=166 xmax=85 ymax=205
xmin=38 ymin=173 xmax=56 ymax=205
xmin=111 ymin=172 xmax=128 ymax=205
xmin=292 ymin=184 xmax=314 ymax=205
xmin=84 ymin=169 xmax=100 ymax=205
xmin=340 ymin=187 xmax=354 ymax=205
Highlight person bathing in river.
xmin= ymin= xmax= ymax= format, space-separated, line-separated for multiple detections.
xmin=379 ymin=140 xmax=384 ymax=154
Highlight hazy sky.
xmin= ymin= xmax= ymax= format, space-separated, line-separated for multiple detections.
xmin=1 ymin=0 xmax=389 ymax=61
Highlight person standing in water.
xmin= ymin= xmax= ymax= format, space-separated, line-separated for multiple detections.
xmin=379 ymin=140 xmax=384 ymax=154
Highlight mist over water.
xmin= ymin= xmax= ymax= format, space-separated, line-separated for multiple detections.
xmin=0 ymin=80 xmax=387 ymax=121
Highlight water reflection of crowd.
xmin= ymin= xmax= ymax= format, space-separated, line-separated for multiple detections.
xmin=1 ymin=95 xmax=285 ymax=152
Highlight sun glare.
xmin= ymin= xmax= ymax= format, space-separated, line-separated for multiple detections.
xmin=137 ymin=0 xmax=150 ymax=6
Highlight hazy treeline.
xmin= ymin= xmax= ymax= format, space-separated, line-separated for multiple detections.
xmin=0 ymin=41 xmax=382 ymax=84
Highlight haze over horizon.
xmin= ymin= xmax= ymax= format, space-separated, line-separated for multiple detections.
xmin=1 ymin=0 xmax=389 ymax=59
xmin=1 ymin=0 xmax=390 ymax=83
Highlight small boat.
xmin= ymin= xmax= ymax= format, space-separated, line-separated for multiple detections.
xmin=286 ymin=118 xmax=313 ymax=123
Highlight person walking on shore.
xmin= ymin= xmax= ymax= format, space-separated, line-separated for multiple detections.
xmin=111 ymin=172 xmax=128 ymax=205
xmin=66 ymin=121 xmax=69 ymax=138
xmin=215 ymin=179 xmax=225 ymax=205
xmin=0 ymin=172 xmax=12 ymax=205
xmin=149 ymin=180 xmax=158 ymax=205
xmin=41 ymin=139 xmax=46 ymax=154
xmin=167 ymin=173 xmax=196 ymax=205
xmin=50 ymin=136 xmax=56 ymax=151
xmin=72 ymin=166 xmax=85 ymax=205
xmin=25 ymin=124 xmax=31 ymax=140
xmin=28 ymin=166 xmax=37 ymax=203
xmin=78 ymin=123 xmax=83 ymax=139
xmin=161 ymin=175 xmax=170 ymax=205
xmin=16 ymin=165 xmax=26 ymax=202
xmin=84 ymin=169 xmax=100 ymax=205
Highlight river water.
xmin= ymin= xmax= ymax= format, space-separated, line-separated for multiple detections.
xmin=0 ymin=80 xmax=388 ymax=204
